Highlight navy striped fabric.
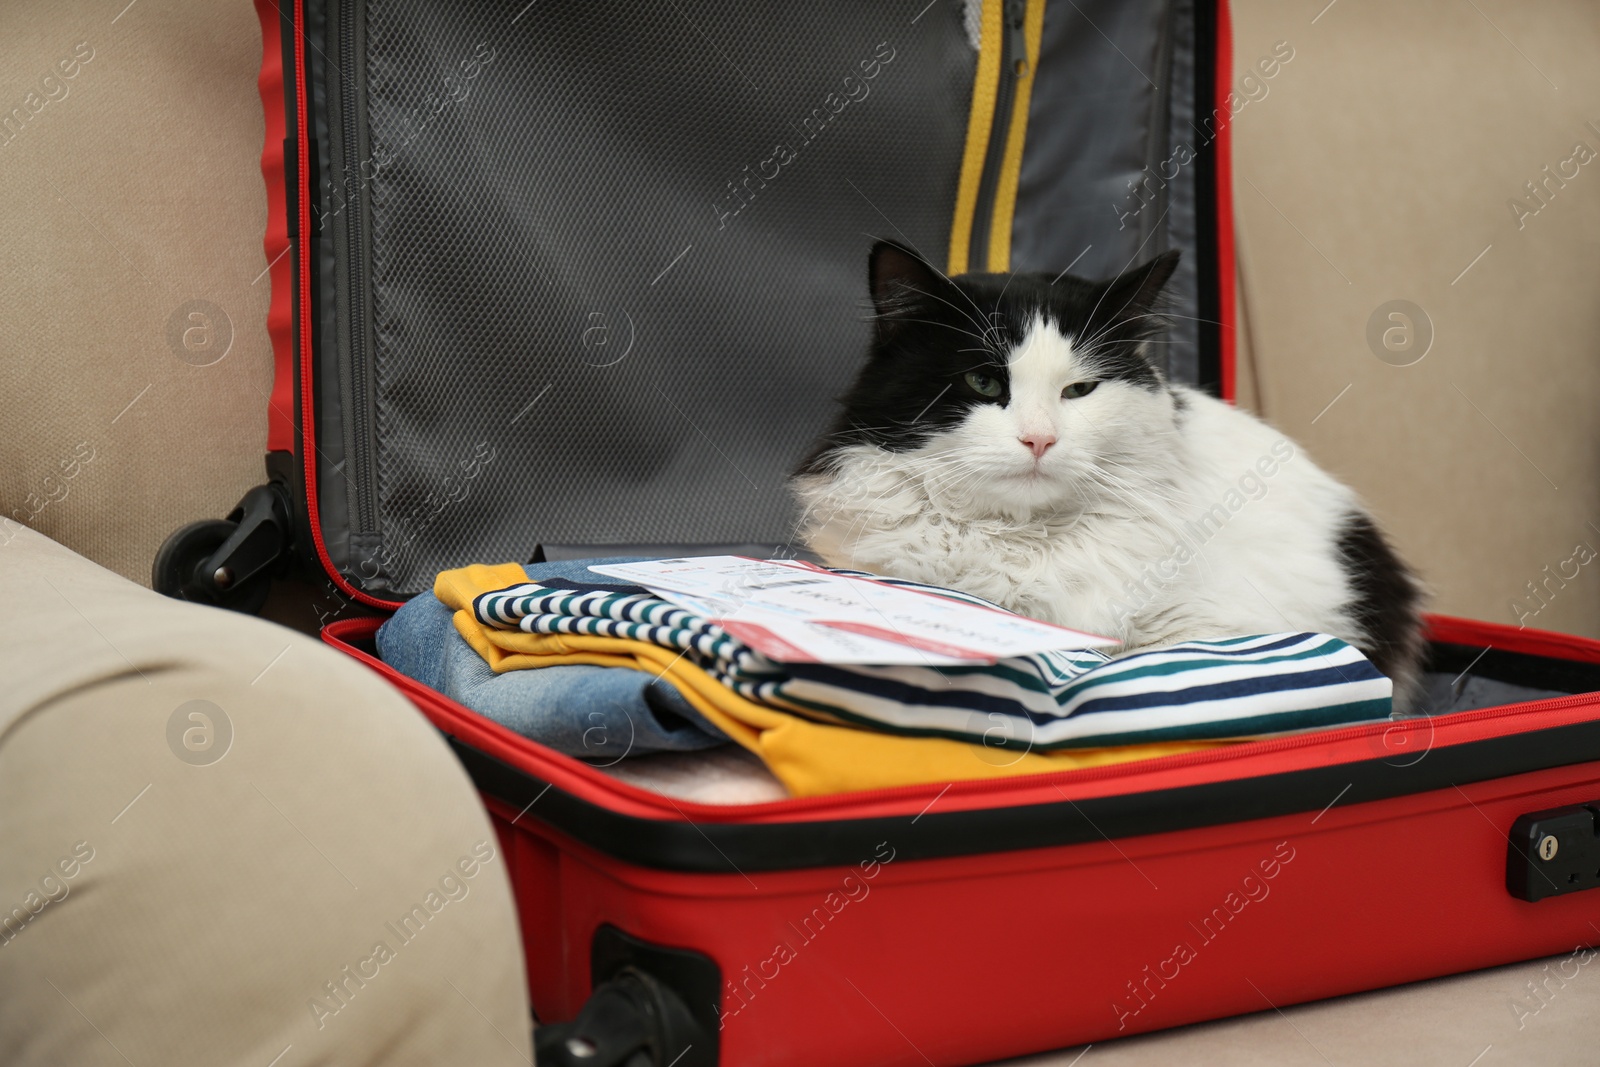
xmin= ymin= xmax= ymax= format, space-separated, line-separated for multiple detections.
xmin=472 ymin=567 xmax=1393 ymax=749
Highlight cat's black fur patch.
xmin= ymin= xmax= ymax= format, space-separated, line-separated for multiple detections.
xmin=1336 ymin=511 xmax=1424 ymax=686
xmin=799 ymin=243 xmax=1180 ymax=470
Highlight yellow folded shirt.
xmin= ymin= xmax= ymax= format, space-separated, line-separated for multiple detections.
xmin=435 ymin=563 xmax=1228 ymax=797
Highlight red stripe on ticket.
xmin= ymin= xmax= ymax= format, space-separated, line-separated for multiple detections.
xmin=816 ymin=621 xmax=998 ymax=664
xmin=715 ymin=620 xmax=822 ymax=664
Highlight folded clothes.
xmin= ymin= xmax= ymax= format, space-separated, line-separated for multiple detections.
xmin=454 ymin=561 xmax=1394 ymax=749
xmin=413 ymin=562 xmax=1225 ymax=795
xmin=373 ymin=559 xmax=1394 ymax=796
xmin=377 ymin=562 xmax=727 ymax=762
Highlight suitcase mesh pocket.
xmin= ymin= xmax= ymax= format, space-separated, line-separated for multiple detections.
xmin=333 ymin=0 xmax=975 ymax=595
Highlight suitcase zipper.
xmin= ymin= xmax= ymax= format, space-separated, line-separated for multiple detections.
xmin=338 ymin=0 xmax=378 ymax=540
xmin=967 ymin=0 xmax=1028 ymax=270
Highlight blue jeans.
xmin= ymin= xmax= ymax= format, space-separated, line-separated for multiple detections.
xmin=375 ymin=560 xmax=726 ymax=760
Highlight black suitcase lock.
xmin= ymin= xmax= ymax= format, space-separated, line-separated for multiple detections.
xmin=1508 ymin=803 xmax=1600 ymax=902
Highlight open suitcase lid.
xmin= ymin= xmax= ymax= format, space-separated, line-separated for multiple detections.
xmin=260 ymin=0 xmax=1235 ymax=605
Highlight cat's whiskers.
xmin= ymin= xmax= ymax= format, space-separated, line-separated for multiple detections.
xmin=1075 ymin=276 xmax=1152 ymax=357
xmin=990 ymin=268 xmax=1026 ymax=328
xmin=1090 ymin=455 xmax=1188 ymax=506
xmin=825 ymin=459 xmax=956 ymax=542
xmin=1118 ymin=310 xmax=1223 ymax=328
xmin=817 ymin=423 xmax=903 ymax=444
xmin=1085 ymin=460 xmax=1182 ymax=508
xmin=1069 ymin=303 xmax=1179 ymax=367
xmin=917 ymin=458 xmax=991 ymax=500
xmin=1076 ymin=477 xmax=1160 ymax=526
xmin=1077 ymin=463 xmax=1218 ymax=584
xmin=916 ymin=261 xmax=1011 ymax=346
xmin=897 ymin=283 xmax=1004 ymax=349
xmin=1076 ymin=462 xmax=1180 ymax=527
xmin=891 ymin=315 xmax=1005 ymax=354
xmin=923 ymin=459 xmax=991 ymax=494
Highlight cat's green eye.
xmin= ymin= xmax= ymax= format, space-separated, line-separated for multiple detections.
xmin=1061 ymin=380 xmax=1099 ymax=400
xmin=964 ymin=371 xmax=1003 ymax=398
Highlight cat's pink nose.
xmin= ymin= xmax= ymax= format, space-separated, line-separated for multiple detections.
xmin=1019 ymin=433 xmax=1056 ymax=458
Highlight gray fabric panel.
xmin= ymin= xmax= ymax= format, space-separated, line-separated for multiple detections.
xmin=332 ymin=0 xmax=974 ymax=596
xmin=1010 ymin=0 xmax=1202 ymax=383
xmin=1413 ymin=673 xmax=1570 ymax=718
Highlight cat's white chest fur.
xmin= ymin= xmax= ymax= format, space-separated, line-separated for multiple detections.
xmin=795 ymin=385 xmax=1363 ymax=653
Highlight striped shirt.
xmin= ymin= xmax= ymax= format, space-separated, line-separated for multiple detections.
xmin=472 ymin=569 xmax=1392 ymax=749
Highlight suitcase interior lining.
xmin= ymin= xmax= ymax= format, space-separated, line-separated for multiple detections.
xmin=300 ymin=0 xmax=1210 ymax=598
xmin=1417 ymin=642 xmax=1600 ymax=715
xmin=310 ymin=0 xmax=978 ymax=594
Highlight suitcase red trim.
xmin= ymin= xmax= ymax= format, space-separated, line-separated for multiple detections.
xmin=255 ymin=0 xmax=394 ymax=606
xmin=256 ymin=3 xmax=295 ymax=455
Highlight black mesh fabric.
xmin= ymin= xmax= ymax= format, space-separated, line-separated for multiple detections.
xmin=321 ymin=0 xmax=975 ymax=596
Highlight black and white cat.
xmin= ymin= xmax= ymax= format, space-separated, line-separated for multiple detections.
xmin=792 ymin=242 xmax=1425 ymax=706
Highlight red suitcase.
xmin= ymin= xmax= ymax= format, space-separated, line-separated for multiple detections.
xmin=321 ymin=612 xmax=1600 ymax=1065
xmin=161 ymin=0 xmax=1600 ymax=1062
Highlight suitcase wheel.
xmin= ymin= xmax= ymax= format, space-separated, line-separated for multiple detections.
xmin=152 ymin=518 xmax=275 ymax=614
xmin=535 ymin=966 xmax=713 ymax=1067
xmin=153 ymin=481 xmax=292 ymax=614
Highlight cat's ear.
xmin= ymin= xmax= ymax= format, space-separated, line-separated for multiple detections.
xmin=869 ymin=241 xmax=947 ymax=318
xmin=1104 ymin=249 xmax=1181 ymax=318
